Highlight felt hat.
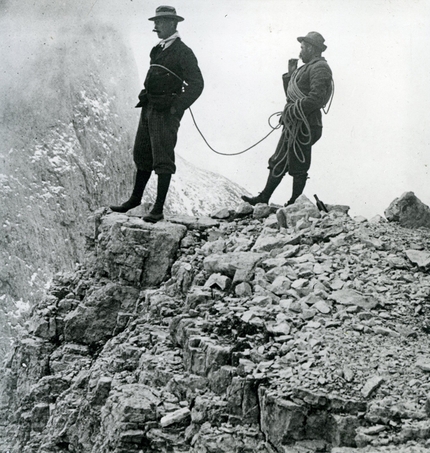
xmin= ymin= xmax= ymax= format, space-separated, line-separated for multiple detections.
xmin=297 ymin=31 xmax=327 ymax=52
xmin=149 ymin=5 xmax=184 ymax=22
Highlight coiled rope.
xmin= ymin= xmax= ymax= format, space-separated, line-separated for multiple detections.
xmin=270 ymin=69 xmax=311 ymax=178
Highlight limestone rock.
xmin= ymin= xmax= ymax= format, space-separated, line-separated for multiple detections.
xmin=329 ymin=288 xmax=378 ymax=310
xmin=259 ymin=387 xmax=308 ymax=447
xmin=361 ymin=376 xmax=384 ymax=397
xmin=169 ymin=215 xmax=221 ymax=230
xmin=160 ymin=407 xmax=191 ymax=427
xmin=313 ymin=300 xmax=331 ymax=314
xmin=211 ymin=208 xmax=231 ymax=220
xmin=253 ymin=204 xmax=277 ymax=219
xmin=276 ymin=195 xmax=321 ymax=229
xmin=405 ymin=249 xmax=430 ymax=270
xmin=204 ymin=273 xmax=231 ymax=291
xmin=6 ymin=194 xmax=430 ymax=453
xmin=385 ymin=192 xmax=430 ymax=229
xmin=235 ymin=282 xmax=252 ymax=297
xmin=96 ymin=213 xmax=187 ymax=287
xmin=326 ymin=204 xmax=350 ymax=215
xmin=252 ymin=233 xmax=302 ymax=252
xmin=416 ymin=357 xmax=430 ymax=372
xmin=203 ymin=252 xmax=264 ymax=277
xmin=64 ymin=283 xmax=139 ymax=345
xmin=235 ymin=202 xmax=254 ymax=217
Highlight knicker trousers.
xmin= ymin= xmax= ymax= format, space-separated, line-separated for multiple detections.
xmin=133 ymin=103 xmax=183 ymax=174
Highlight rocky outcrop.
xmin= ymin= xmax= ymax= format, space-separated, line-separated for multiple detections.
xmin=2 ymin=196 xmax=430 ymax=452
xmin=95 ymin=211 xmax=188 ymax=287
xmin=385 ymin=192 xmax=430 ymax=229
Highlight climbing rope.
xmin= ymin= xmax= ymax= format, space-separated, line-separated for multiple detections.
xmin=149 ymin=64 xmax=282 ymax=156
xmin=188 ymin=109 xmax=282 ymax=156
xmin=148 ymin=63 xmax=334 ymax=160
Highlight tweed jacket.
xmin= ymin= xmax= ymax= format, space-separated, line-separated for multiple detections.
xmin=282 ymin=57 xmax=332 ymax=127
xmin=137 ymin=38 xmax=204 ymax=114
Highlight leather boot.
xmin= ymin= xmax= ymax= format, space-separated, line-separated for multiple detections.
xmin=110 ymin=170 xmax=151 ymax=213
xmin=241 ymin=173 xmax=282 ymax=206
xmin=143 ymin=174 xmax=171 ymax=223
xmin=285 ymin=174 xmax=307 ymax=206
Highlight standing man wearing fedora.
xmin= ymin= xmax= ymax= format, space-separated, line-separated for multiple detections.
xmin=242 ymin=32 xmax=333 ymax=207
xmin=110 ymin=6 xmax=204 ymax=222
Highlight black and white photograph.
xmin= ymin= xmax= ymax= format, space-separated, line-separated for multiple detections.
xmin=1 ymin=1 xmax=430 ymax=451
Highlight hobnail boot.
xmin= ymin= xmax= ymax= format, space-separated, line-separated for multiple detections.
xmin=241 ymin=193 xmax=269 ymax=206
xmin=143 ymin=212 xmax=164 ymax=223
xmin=110 ymin=196 xmax=141 ymax=213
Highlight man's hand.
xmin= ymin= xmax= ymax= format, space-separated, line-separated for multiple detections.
xmin=288 ymin=58 xmax=299 ymax=74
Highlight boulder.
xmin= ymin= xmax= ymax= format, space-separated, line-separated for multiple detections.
xmin=96 ymin=213 xmax=187 ymax=287
xmin=259 ymin=387 xmax=308 ymax=446
xmin=385 ymin=192 xmax=430 ymax=229
xmin=235 ymin=202 xmax=254 ymax=217
xmin=203 ymin=252 xmax=264 ymax=277
xmin=405 ymin=249 xmax=430 ymax=270
xmin=329 ymin=289 xmax=378 ymax=310
xmin=253 ymin=204 xmax=277 ymax=219
xmin=210 ymin=208 xmax=231 ymax=220
xmin=276 ymin=195 xmax=321 ymax=229
xmin=64 ymin=283 xmax=139 ymax=345
xmin=97 ymin=384 xmax=160 ymax=451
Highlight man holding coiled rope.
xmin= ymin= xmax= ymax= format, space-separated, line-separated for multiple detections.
xmin=242 ymin=31 xmax=333 ymax=207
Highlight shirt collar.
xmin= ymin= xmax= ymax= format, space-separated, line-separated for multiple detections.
xmin=159 ymin=31 xmax=180 ymax=50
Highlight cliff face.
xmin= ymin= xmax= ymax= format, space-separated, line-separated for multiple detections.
xmin=2 ymin=198 xmax=430 ymax=453
xmin=0 ymin=19 xmax=139 ymax=333
xmin=0 ymin=16 xmax=248 ymax=354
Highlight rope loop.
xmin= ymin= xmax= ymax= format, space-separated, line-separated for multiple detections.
xmin=188 ymin=109 xmax=282 ymax=156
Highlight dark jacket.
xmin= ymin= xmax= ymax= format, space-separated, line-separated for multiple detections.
xmin=282 ymin=57 xmax=332 ymax=127
xmin=137 ymin=38 xmax=204 ymax=114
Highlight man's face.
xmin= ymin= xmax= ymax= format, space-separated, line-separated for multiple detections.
xmin=153 ymin=18 xmax=176 ymax=40
xmin=299 ymin=42 xmax=314 ymax=63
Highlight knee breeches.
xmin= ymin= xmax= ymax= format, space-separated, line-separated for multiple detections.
xmin=133 ymin=104 xmax=182 ymax=174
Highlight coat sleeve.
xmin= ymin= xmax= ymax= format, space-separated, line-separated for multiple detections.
xmin=282 ymin=73 xmax=292 ymax=97
xmin=300 ymin=62 xmax=332 ymax=115
xmin=173 ymin=47 xmax=204 ymax=113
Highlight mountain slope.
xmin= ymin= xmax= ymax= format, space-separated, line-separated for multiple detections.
xmin=2 ymin=199 xmax=430 ymax=452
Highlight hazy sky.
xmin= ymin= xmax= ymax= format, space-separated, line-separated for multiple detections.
xmin=6 ymin=0 xmax=430 ymax=218
xmin=126 ymin=0 xmax=430 ymax=218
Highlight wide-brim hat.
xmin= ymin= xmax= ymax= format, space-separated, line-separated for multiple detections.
xmin=297 ymin=31 xmax=327 ymax=52
xmin=149 ymin=5 xmax=184 ymax=22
